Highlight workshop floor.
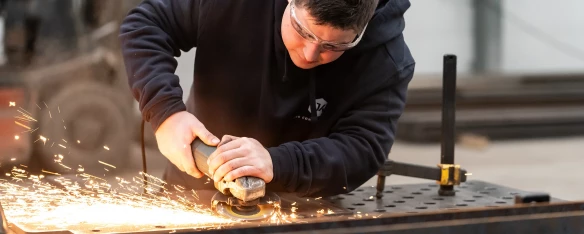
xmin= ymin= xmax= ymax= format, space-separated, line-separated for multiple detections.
xmin=127 ymin=136 xmax=584 ymax=202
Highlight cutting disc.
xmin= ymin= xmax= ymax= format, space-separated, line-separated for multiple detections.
xmin=215 ymin=202 xmax=276 ymax=221
xmin=212 ymin=192 xmax=280 ymax=221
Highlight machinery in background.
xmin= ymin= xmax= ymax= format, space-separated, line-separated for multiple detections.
xmin=0 ymin=0 xmax=141 ymax=175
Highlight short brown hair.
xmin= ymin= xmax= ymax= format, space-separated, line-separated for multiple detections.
xmin=294 ymin=0 xmax=379 ymax=32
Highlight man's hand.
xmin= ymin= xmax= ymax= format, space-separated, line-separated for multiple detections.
xmin=207 ymin=135 xmax=273 ymax=183
xmin=155 ymin=111 xmax=220 ymax=178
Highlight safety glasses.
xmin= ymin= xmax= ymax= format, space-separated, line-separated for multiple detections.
xmin=289 ymin=0 xmax=368 ymax=52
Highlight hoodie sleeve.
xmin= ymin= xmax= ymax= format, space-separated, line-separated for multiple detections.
xmin=119 ymin=0 xmax=199 ymax=131
xmin=267 ymin=64 xmax=415 ymax=198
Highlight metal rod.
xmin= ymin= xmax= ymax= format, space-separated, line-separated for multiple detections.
xmin=439 ymin=54 xmax=457 ymax=196
xmin=375 ymin=175 xmax=386 ymax=198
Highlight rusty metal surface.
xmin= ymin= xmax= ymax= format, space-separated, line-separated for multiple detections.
xmin=7 ymin=180 xmax=584 ymax=233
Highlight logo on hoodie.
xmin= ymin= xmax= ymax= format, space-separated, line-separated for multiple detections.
xmin=309 ymin=98 xmax=327 ymax=117
xmin=294 ymin=98 xmax=327 ymax=121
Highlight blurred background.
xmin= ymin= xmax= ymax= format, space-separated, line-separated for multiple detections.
xmin=0 ymin=0 xmax=582 ymax=201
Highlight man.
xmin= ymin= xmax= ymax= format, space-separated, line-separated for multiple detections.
xmin=119 ymin=0 xmax=415 ymax=198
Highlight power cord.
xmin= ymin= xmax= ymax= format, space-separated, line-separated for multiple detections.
xmin=140 ymin=119 xmax=148 ymax=194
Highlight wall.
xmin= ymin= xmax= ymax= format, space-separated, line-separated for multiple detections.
xmin=403 ymin=0 xmax=584 ymax=76
xmin=501 ymin=0 xmax=584 ymax=74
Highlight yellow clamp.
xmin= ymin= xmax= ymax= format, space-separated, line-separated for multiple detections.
xmin=438 ymin=164 xmax=461 ymax=186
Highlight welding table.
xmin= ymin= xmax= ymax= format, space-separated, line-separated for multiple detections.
xmin=5 ymin=180 xmax=584 ymax=234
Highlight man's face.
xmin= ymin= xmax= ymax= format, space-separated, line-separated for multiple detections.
xmin=281 ymin=1 xmax=359 ymax=69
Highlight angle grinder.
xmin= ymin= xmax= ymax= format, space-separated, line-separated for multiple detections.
xmin=191 ymin=138 xmax=280 ymax=221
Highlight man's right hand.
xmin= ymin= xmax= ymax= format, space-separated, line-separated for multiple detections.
xmin=154 ymin=111 xmax=220 ymax=178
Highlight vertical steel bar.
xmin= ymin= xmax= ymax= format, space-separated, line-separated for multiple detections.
xmin=439 ymin=54 xmax=457 ymax=196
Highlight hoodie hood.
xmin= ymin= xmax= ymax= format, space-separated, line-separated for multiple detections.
xmin=350 ymin=0 xmax=411 ymax=53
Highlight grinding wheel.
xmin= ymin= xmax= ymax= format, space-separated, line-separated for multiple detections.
xmin=212 ymin=192 xmax=280 ymax=221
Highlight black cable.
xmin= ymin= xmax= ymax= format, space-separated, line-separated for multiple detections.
xmin=141 ymin=119 xmax=147 ymax=194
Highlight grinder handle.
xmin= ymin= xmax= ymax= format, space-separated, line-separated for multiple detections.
xmin=191 ymin=138 xmax=266 ymax=198
xmin=191 ymin=138 xmax=215 ymax=179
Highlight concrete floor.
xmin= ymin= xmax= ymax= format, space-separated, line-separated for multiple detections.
xmin=126 ymin=135 xmax=584 ymax=202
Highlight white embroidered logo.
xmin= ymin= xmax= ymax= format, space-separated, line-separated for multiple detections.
xmin=308 ymin=98 xmax=327 ymax=117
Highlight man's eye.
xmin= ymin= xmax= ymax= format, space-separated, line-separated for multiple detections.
xmin=322 ymin=44 xmax=340 ymax=51
xmin=304 ymin=33 xmax=317 ymax=41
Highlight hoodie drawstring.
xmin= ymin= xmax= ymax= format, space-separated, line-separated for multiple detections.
xmin=282 ymin=49 xmax=317 ymax=123
xmin=309 ymin=71 xmax=317 ymax=123
xmin=282 ymin=50 xmax=288 ymax=82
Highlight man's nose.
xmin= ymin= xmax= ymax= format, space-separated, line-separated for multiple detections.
xmin=303 ymin=43 xmax=320 ymax=63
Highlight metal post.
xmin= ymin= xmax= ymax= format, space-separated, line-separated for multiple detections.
xmin=439 ymin=54 xmax=457 ymax=196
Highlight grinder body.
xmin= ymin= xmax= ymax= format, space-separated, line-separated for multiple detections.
xmin=191 ymin=138 xmax=265 ymax=202
xmin=190 ymin=138 xmax=281 ymax=221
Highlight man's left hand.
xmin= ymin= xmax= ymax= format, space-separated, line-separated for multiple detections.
xmin=207 ymin=135 xmax=273 ymax=183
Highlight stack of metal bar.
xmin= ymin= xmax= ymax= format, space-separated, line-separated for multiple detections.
xmin=397 ymin=73 xmax=584 ymax=142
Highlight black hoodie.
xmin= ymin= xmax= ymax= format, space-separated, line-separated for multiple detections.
xmin=119 ymin=0 xmax=415 ymax=198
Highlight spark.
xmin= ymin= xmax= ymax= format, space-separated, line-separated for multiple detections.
xmin=77 ymin=140 xmax=80 ymax=144
xmin=0 ymin=173 xmax=234 ymax=232
xmin=103 ymin=146 xmax=110 ymax=150
xmin=41 ymin=170 xmax=60 ymax=176
xmin=49 ymin=111 xmax=52 ymax=118
xmin=18 ymin=108 xmax=35 ymax=119
xmin=9 ymin=102 xmax=15 ymax=107
xmin=10 ymin=158 xmax=15 ymax=161
xmin=98 ymin=160 xmax=116 ymax=169
xmin=315 ymin=197 xmax=322 ymax=200
xmin=43 ymin=101 xmax=48 ymax=108
xmin=0 ymin=106 xmax=295 ymax=232
xmin=58 ymin=144 xmax=66 ymax=148
xmin=58 ymin=106 xmax=61 ymax=113
xmin=15 ymin=121 xmax=31 ymax=130
xmin=14 ymin=135 xmax=19 ymax=140
xmin=39 ymin=135 xmax=48 ymax=145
